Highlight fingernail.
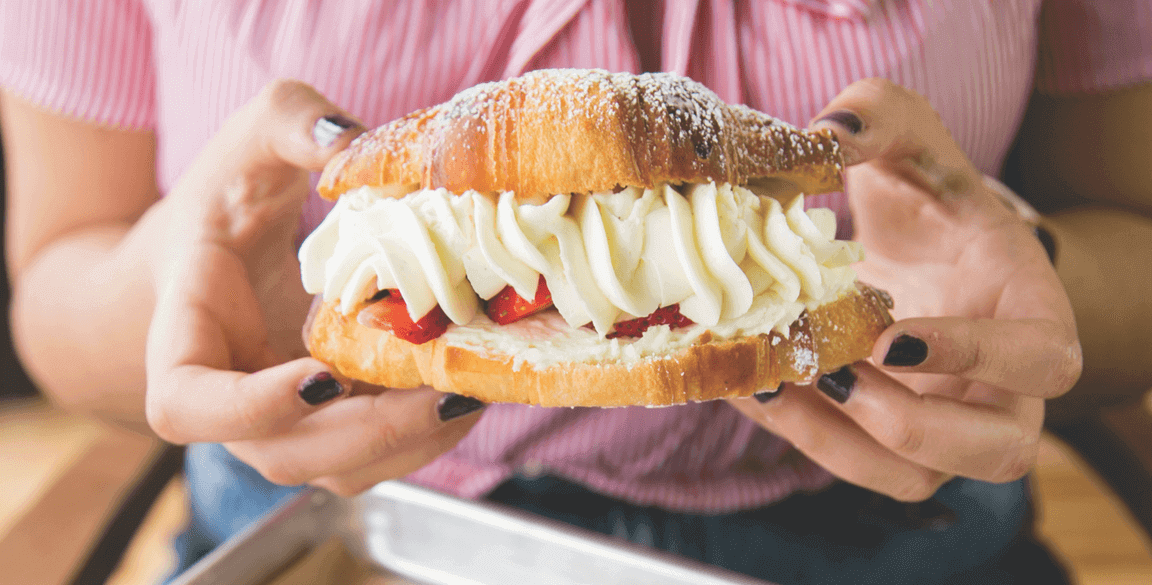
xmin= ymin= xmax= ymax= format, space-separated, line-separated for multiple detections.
xmin=1035 ymin=225 xmax=1057 ymax=264
xmin=817 ymin=366 xmax=856 ymax=404
xmin=437 ymin=393 xmax=486 ymax=422
xmin=814 ymin=110 xmax=864 ymax=135
xmin=883 ymin=334 xmax=929 ymax=367
xmin=298 ymin=371 xmax=344 ymax=405
xmin=312 ymin=114 xmax=360 ymax=148
xmin=755 ymin=382 xmax=786 ymax=403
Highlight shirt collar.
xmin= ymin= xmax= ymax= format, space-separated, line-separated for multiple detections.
xmin=781 ymin=0 xmax=876 ymax=19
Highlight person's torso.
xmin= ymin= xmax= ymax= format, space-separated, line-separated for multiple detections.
xmin=146 ymin=0 xmax=1043 ymax=512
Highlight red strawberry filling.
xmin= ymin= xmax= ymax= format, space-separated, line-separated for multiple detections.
xmin=485 ymin=275 xmax=553 ymax=324
xmin=356 ymin=278 xmax=693 ymax=343
xmin=605 ymin=304 xmax=694 ymax=339
xmin=357 ymin=290 xmax=450 ymax=345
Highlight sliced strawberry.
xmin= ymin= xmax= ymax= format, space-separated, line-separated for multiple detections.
xmin=357 ymin=290 xmax=449 ymax=345
xmin=485 ymin=275 xmax=553 ymax=325
xmin=606 ymin=304 xmax=694 ymax=339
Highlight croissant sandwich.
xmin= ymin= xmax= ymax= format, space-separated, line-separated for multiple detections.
xmin=299 ymin=69 xmax=893 ymax=407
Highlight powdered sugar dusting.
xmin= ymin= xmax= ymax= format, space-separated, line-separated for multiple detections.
xmin=438 ymin=69 xmax=735 ymax=141
xmin=329 ymin=68 xmax=842 ymax=198
xmin=788 ymin=313 xmax=819 ymax=380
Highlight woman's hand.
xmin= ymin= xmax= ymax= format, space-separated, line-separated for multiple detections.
xmin=728 ymin=78 xmax=1082 ymax=501
xmin=144 ymin=80 xmax=484 ymax=496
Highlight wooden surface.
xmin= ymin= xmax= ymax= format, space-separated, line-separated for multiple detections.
xmin=0 ymin=400 xmax=105 ymax=536
xmin=0 ymin=399 xmax=163 ymax=585
xmin=1033 ymin=434 xmax=1152 ymax=584
xmin=2 ymin=398 xmax=1152 ymax=585
xmin=106 ymin=477 xmax=187 ymax=585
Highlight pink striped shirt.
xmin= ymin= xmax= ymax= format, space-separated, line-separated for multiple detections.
xmin=4 ymin=0 xmax=1151 ymax=513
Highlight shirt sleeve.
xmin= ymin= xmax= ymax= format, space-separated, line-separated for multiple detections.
xmin=0 ymin=0 xmax=156 ymax=129
xmin=1035 ymin=0 xmax=1152 ymax=95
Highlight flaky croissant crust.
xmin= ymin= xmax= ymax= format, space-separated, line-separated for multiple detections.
xmin=318 ymin=69 xmax=844 ymax=201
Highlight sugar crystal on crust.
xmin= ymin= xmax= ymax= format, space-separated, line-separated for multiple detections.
xmin=318 ymin=68 xmax=843 ymax=206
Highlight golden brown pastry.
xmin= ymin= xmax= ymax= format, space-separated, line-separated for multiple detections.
xmin=299 ymin=69 xmax=893 ymax=406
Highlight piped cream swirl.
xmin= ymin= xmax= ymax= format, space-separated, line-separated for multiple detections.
xmin=298 ymin=183 xmax=862 ymax=339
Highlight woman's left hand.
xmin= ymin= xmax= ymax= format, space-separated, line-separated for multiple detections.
xmin=728 ymin=78 xmax=1082 ymax=501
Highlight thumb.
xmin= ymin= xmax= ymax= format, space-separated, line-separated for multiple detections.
xmin=807 ymin=78 xmax=980 ymax=200
xmin=210 ymin=78 xmax=364 ymax=178
xmin=167 ymin=79 xmax=365 ymax=248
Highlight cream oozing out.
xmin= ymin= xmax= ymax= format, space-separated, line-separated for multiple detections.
xmin=298 ymin=183 xmax=863 ymax=345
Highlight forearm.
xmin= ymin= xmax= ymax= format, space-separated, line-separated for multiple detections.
xmin=1044 ymin=207 xmax=1152 ymax=419
xmin=10 ymin=204 xmax=169 ymax=431
xmin=2 ymin=92 xmax=168 ymax=430
xmin=1011 ymin=82 xmax=1152 ymax=422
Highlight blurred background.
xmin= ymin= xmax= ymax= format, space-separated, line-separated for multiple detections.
xmin=0 ymin=135 xmax=35 ymax=401
xmin=1 ymin=126 xmax=1151 ymax=584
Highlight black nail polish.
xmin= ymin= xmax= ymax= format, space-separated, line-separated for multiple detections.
xmin=437 ymin=393 xmax=486 ymax=422
xmin=817 ymin=366 xmax=856 ymax=404
xmin=298 ymin=372 xmax=343 ymax=405
xmin=1034 ymin=225 xmax=1057 ymax=265
xmin=755 ymin=382 xmax=786 ymax=403
xmin=815 ymin=110 xmax=864 ymax=134
xmin=883 ymin=334 xmax=929 ymax=367
xmin=312 ymin=114 xmax=359 ymax=148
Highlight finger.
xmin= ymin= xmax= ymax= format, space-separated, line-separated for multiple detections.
xmin=151 ymin=244 xmax=278 ymax=372
xmin=225 ymin=388 xmax=483 ymax=487
xmin=809 ymin=78 xmax=988 ymax=207
xmin=169 ymin=80 xmax=365 ymax=247
xmin=302 ymin=294 xmax=325 ymax=352
xmin=873 ymin=317 xmax=1082 ymax=399
xmin=728 ymin=389 xmax=950 ymax=502
xmin=308 ymin=422 xmax=480 ymax=497
xmin=145 ymin=248 xmax=330 ymax=442
xmin=812 ymin=363 xmax=1043 ymax=483
xmin=145 ymin=357 xmax=342 ymax=444
xmin=196 ymin=79 xmax=364 ymax=180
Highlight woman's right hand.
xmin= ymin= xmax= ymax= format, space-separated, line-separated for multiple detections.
xmin=144 ymin=80 xmax=484 ymax=496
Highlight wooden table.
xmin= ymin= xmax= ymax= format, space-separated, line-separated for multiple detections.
xmin=0 ymin=400 xmax=177 ymax=585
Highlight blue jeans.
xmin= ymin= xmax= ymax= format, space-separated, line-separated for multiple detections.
xmin=487 ymin=474 xmax=1037 ymax=585
xmin=169 ymin=444 xmax=305 ymax=578
xmin=171 ymin=443 xmax=1047 ymax=584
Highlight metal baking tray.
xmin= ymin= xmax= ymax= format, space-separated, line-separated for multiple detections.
xmin=172 ymin=481 xmax=778 ymax=585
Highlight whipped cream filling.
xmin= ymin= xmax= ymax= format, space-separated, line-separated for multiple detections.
xmin=299 ymin=182 xmax=863 ymax=365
